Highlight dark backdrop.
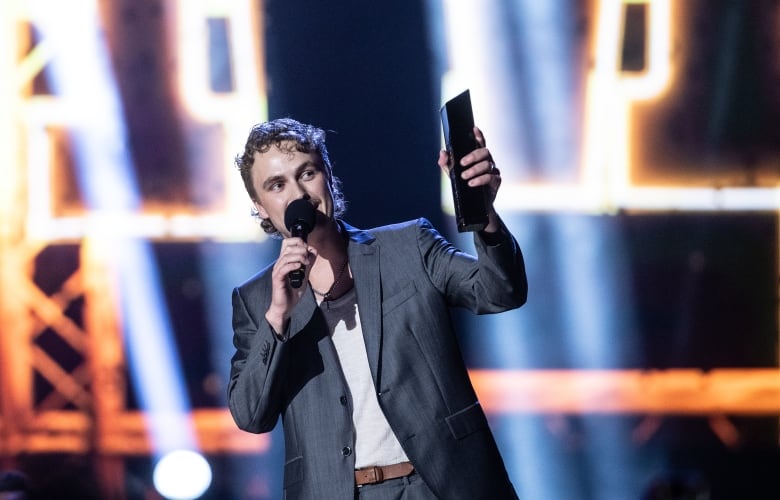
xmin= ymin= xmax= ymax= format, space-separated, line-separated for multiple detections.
xmin=263 ymin=0 xmax=443 ymax=231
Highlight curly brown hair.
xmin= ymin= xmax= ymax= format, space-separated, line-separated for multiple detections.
xmin=235 ymin=118 xmax=347 ymax=237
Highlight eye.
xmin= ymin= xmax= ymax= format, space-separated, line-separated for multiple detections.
xmin=300 ymin=169 xmax=317 ymax=181
xmin=269 ymin=181 xmax=284 ymax=192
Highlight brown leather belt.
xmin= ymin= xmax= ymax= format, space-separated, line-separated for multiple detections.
xmin=355 ymin=461 xmax=415 ymax=486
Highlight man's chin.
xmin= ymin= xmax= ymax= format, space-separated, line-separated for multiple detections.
xmin=314 ymin=210 xmax=333 ymax=226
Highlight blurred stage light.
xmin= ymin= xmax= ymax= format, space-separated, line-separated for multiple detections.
xmin=439 ymin=0 xmax=780 ymax=214
xmin=31 ymin=0 xmax=197 ymax=457
xmin=153 ymin=450 xmax=213 ymax=500
xmin=439 ymin=0 xmax=644 ymax=497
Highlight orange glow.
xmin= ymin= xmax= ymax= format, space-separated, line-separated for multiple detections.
xmin=493 ymin=0 xmax=780 ymax=213
xmin=14 ymin=0 xmax=267 ymax=242
xmin=1 ymin=409 xmax=269 ymax=455
xmin=470 ymin=369 xmax=780 ymax=415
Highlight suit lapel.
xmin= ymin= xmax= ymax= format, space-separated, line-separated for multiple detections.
xmin=344 ymin=223 xmax=383 ymax=389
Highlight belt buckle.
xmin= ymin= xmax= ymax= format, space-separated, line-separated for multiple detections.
xmin=356 ymin=465 xmax=384 ymax=487
xmin=372 ymin=465 xmax=385 ymax=483
xmin=367 ymin=465 xmax=383 ymax=484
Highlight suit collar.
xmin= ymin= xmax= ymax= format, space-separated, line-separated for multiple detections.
xmin=339 ymin=219 xmax=376 ymax=246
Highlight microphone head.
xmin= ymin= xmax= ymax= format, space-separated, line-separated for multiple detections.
xmin=284 ymin=199 xmax=317 ymax=232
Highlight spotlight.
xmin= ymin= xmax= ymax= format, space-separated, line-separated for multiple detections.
xmin=153 ymin=450 xmax=212 ymax=499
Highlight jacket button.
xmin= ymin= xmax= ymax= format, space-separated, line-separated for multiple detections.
xmin=342 ymin=446 xmax=352 ymax=457
xmin=340 ymin=395 xmax=348 ymax=406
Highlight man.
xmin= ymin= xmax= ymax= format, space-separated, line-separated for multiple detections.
xmin=228 ymin=118 xmax=527 ymax=499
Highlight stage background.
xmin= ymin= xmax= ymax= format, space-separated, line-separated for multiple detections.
xmin=1 ymin=1 xmax=779 ymax=498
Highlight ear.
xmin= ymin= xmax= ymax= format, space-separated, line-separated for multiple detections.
xmin=254 ymin=201 xmax=269 ymax=220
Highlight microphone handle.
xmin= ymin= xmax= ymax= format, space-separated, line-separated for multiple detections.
xmin=289 ymin=268 xmax=305 ymax=288
xmin=288 ymin=223 xmax=307 ymax=288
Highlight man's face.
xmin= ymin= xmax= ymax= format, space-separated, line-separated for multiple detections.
xmin=250 ymin=142 xmax=334 ymax=237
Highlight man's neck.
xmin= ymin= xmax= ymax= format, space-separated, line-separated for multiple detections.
xmin=307 ymin=219 xmax=349 ymax=288
xmin=308 ymin=219 xmax=345 ymax=259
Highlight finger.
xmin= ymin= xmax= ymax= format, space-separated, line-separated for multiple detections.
xmin=281 ymin=237 xmax=311 ymax=254
xmin=460 ymin=143 xmax=492 ymax=168
xmin=465 ymin=160 xmax=500 ymax=185
xmin=460 ymin=156 xmax=494 ymax=179
xmin=279 ymin=248 xmax=308 ymax=268
xmin=274 ymin=258 xmax=299 ymax=277
xmin=438 ymin=150 xmax=452 ymax=174
xmin=474 ymin=126 xmax=487 ymax=148
xmin=467 ymin=171 xmax=496 ymax=187
xmin=278 ymin=243 xmax=312 ymax=270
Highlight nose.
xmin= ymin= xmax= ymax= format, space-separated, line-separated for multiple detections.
xmin=287 ymin=189 xmax=310 ymax=211
xmin=293 ymin=178 xmax=312 ymax=201
xmin=287 ymin=180 xmax=309 ymax=201
xmin=294 ymin=192 xmax=311 ymax=204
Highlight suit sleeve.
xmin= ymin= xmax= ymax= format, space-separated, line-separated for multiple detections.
xmin=417 ymin=217 xmax=527 ymax=312
xmin=228 ymin=278 xmax=321 ymax=434
xmin=227 ymin=286 xmax=287 ymax=433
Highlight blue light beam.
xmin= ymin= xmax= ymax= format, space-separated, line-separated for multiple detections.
xmin=32 ymin=0 xmax=196 ymax=457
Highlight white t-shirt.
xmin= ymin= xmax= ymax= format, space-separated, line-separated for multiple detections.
xmin=320 ymin=288 xmax=409 ymax=468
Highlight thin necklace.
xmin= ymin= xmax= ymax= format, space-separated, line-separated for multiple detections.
xmin=310 ymin=257 xmax=350 ymax=307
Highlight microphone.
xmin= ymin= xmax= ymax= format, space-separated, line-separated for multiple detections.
xmin=284 ymin=199 xmax=317 ymax=288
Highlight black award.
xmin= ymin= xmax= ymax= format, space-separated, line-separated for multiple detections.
xmin=440 ymin=89 xmax=490 ymax=232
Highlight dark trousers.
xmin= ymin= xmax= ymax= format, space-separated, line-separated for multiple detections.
xmin=355 ymin=472 xmax=436 ymax=500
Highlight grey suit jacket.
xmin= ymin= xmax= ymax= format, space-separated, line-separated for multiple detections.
xmin=228 ymin=218 xmax=527 ymax=499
